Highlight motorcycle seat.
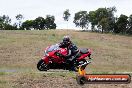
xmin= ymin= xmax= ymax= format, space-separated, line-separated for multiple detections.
xmin=80 ymin=48 xmax=89 ymax=54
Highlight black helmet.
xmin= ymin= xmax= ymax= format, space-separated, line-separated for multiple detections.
xmin=63 ymin=36 xmax=71 ymax=46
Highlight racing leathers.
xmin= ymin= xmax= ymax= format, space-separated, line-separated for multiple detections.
xmin=59 ymin=42 xmax=79 ymax=62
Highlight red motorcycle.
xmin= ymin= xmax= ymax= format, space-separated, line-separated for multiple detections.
xmin=37 ymin=44 xmax=92 ymax=71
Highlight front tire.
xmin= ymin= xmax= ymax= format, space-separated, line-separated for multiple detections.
xmin=37 ymin=59 xmax=48 ymax=71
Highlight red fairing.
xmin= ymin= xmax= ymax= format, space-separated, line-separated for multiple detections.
xmin=58 ymin=48 xmax=68 ymax=56
xmin=42 ymin=45 xmax=68 ymax=64
xmin=77 ymin=49 xmax=92 ymax=61
xmin=42 ymin=44 xmax=92 ymax=65
xmin=42 ymin=56 xmax=49 ymax=64
xmin=77 ymin=53 xmax=90 ymax=61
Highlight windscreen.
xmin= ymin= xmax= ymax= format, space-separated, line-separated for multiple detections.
xmin=47 ymin=44 xmax=60 ymax=52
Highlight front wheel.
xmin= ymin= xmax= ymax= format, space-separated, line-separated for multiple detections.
xmin=37 ymin=59 xmax=48 ymax=71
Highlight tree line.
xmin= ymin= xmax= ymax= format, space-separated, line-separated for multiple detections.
xmin=72 ymin=7 xmax=132 ymax=35
xmin=0 ymin=14 xmax=56 ymax=30
xmin=22 ymin=15 xmax=56 ymax=30
xmin=0 ymin=6 xmax=132 ymax=35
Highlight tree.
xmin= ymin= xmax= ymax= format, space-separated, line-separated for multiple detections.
xmin=2 ymin=15 xmax=11 ymax=24
xmin=21 ymin=15 xmax=56 ymax=30
xmin=63 ymin=9 xmax=71 ymax=29
xmin=127 ymin=14 xmax=132 ymax=34
xmin=88 ymin=11 xmax=98 ymax=31
xmin=21 ymin=20 xmax=34 ymax=30
xmin=15 ymin=14 xmax=24 ymax=28
xmin=45 ymin=15 xmax=56 ymax=29
xmin=106 ymin=6 xmax=117 ymax=32
xmin=87 ymin=7 xmax=117 ymax=33
xmin=4 ymin=24 xmax=18 ymax=30
xmin=115 ymin=14 xmax=128 ymax=34
xmin=63 ymin=9 xmax=71 ymax=21
xmin=95 ymin=8 xmax=109 ymax=33
xmin=0 ymin=16 xmax=4 ymax=30
xmin=99 ymin=17 xmax=109 ymax=33
xmin=73 ymin=11 xmax=89 ymax=29
xmin=0 ymin=15 xmax=12 ymax=30
xmin=33 ymin=17 xmax=45 ymax=30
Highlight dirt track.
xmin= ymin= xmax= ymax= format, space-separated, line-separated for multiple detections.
xmin=13 ymin=78 xmax=132 ymax=88
xmin=1 ymin=68 xmax=131 ymax=88
xmin=10 ymin=71 xmax=132 ymax=88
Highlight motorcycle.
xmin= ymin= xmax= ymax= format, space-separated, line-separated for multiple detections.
xmin=37 ymin=44 xmax=92 ymax=71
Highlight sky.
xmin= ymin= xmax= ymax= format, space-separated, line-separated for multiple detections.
xmin=0 ymin=0 xmax=132 ymax=29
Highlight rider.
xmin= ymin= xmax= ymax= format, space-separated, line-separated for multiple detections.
xmin=59 ymin=36 xmax=79 ymax=62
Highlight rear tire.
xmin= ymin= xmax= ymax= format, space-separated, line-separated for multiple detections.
xmin=37 ymin=59 xmax=48 ymax=71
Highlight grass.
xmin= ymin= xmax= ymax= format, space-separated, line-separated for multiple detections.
xmin=0 ymin=30 xmax=132 ymax=71
xmin=0 ymin=30 xmax=132 ymax=87
xmin=0 ymin=72 xmax=6 ymax=76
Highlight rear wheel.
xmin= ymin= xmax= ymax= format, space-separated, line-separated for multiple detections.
xmin=37 ymin=59 xmax=48 ymax=71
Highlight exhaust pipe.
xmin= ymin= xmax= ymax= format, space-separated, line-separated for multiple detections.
xmin=78 ymin=60 xmax=91 ymax=70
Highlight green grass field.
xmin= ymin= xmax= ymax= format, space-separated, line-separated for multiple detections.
xmin=0 ymin=30 xmax=132 ymax=88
